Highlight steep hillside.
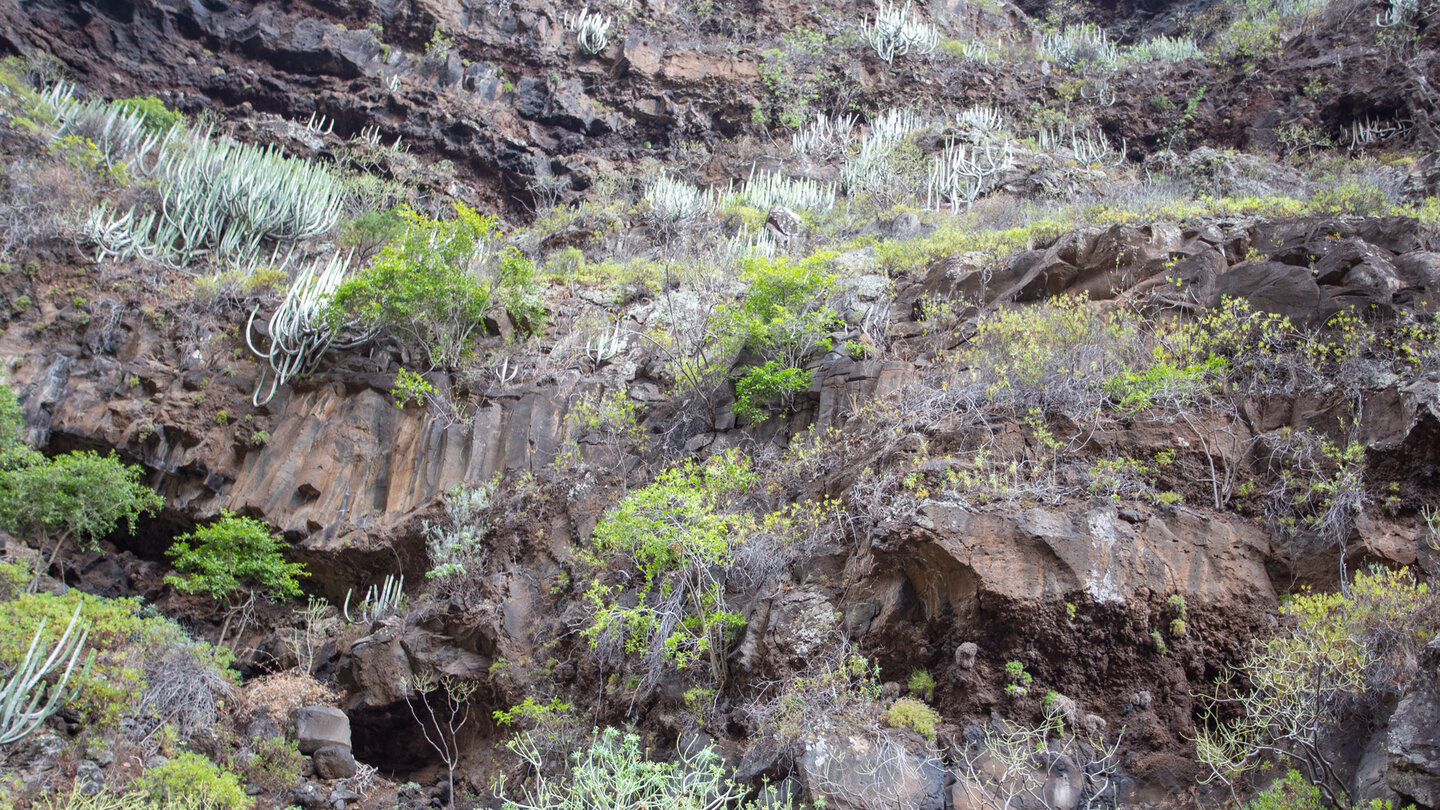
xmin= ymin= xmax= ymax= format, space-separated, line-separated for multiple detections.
xmin=0 ymin=0 xmax=1438 ymax=808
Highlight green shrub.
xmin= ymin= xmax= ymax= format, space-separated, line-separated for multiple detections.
xmin=733 ymin=361 xmax=810 ymax=422
xmin=885 ymin=697 xmax=940 ymax=741
xmin=337 ymin=207 xmax=407 ymax=255
xmin=1242 ymin=770 xmax=1325 ymax=810
xmin=113 ymin=96 xmax=182 ymax=133
xmin=327 ymin=204 xmax=543 ymax=368
xmin=725 ymin=252 xmax=838 ymax=362
xmin=1003 ymin=660 xmax=1032 ymax=696
xmin=907 ymin=667 xmax=937 ymax=701
xmin=1308 ymin=181 xmax=1393 ymax=217
xmin=165 ymin=511 xmax=306 ymax=604
xmin=133 ymin=752 xmax=250 ymax=809
xmin=235 ymin=736 xmax=303 ymax=792
xmin=390 ymin=368 xmax=437 ymax=409
xmin=583 ymin=452 xmax=757 ymax=675
xmin=0 ymin=590 xmax=232 ymax=730
xmin=721 ymin=252 xmax=838 ymax=422
xmin=952 ymin=295 xmax=1146 ymax=420
xmin=0 ymin=449 xmax=163 ymax=591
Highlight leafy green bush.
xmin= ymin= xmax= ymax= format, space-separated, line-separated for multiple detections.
xmin=327 ymin=204 xmax=543 ymax=368
xmin=1199 ymin=567 xmax=1440 ymax=806
xmin=0 ymin=449 xmax=163 ymax=591
xmin=583 ymin=452 xmax=757 ymax=676
xmin=0 ymin=383 xmax=39 ymax=473
xmin=907 ymin=667 xmax=937 ymax=701
xmin=235 ymin=735 xmax=303 ymax=792
xmin=720 ymin=252 xmax=838 ymax=421
xmin=112 ymin=96 xmax=181 ymax=133
xmin=1309 ymin=181 xmax=1392 ymax=217
xmin=0 ymin=589 xmax=232 ymax=730
xmin=337 ymin=207 xmax=407 ymax=256
xmin=733 ymin=360 xmax=810 ymax=422
xmin=390 ymin=368 xmax=437 ymax=409
xmin=133 ymin=752 xmax=250 ymax=809
xmin=886 ymin=697 xmax=940 ymax=741
xmin=1241 ymin=770 xmax=1325 ymax=810
xmin=165 ymin=511 xmax=306 ymax=604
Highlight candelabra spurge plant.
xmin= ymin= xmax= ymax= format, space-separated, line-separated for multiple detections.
xmin=0 ymin=604 xmax=91 ymax=744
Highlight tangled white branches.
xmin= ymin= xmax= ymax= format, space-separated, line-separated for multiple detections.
xmin=863 ymin=1 xmax=939 ymax=64
xmin=563 ymin=7 xmax=614 ymax=54
xmin=246 ymin=252 xmax=369 ymax=406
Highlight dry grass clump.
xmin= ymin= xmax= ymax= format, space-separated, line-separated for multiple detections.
xmin=239 ymin=669 xmax=339 ymax=728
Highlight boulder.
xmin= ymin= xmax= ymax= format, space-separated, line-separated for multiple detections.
xmin=291 ymin=781 xmax=329 ymax=810
xmin=293 ymin=706 xmax=351 ymax=755
xmin=1211 ymin=260 xmax=1336 ymax=325
xmin=514 ymin=76 xmax=608 ymax=135
xmin=1355 ymin=726 xmax=1402 ymax=806
xmin=312 ymin=745 xmax=358 ymax=780
xmin=955 ymin=641 xmax=979 ymax=669
xmin=1387 ymin=635 xmax=1440 ymax=806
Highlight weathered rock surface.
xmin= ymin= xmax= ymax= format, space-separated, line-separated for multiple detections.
xmin=293 ymin=706 xmax=351 ymax=755
xmin=312 ymin=744 xmax=358 ymax=780
xmin=1387 ymin=635 xmax=1440 ymax=807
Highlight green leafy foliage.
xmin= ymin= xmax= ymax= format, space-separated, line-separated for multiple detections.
xmin=0 ymin=383 xmax=39 ymax=472
xmin=165 ymin=511 xmax=306 ymax=604
xmin=907 ymin=667 xmax=937 ymax=701
xmin=886 ymin=696 xmax=940 ymax=741
xmin=133 ymin=751 xmax=251 ymax=809
xmin=327 ymin=204 xmax=543 ymax=368
xmin=733 ymin=361 xmax=811 ymax=422
xmin=337 ymin=207 xmax=407 ymax=256
xmin=0 ymin=588 xmax=233 ymax=730
xmin=1241 ymin=770 xmax=1324 ymax=810
xmin=235 ymin=736 xmax=304 ymax=792
xmin=583 ymin=451 xmax=757 ymax=674
xmin=390 ymin=368 xmax=437 ymax=409
xmin=112 ymin=96 xmax=181 ymax=133
xmin=0 ymin=449 xmax=162 ymax=589
xmin=754 ymin=29 xmax=838 ymax=129
xmin=720 ymin=252 xmax=838 ymax=421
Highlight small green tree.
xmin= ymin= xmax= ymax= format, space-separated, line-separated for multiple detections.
xmin=0 ymin=450 xmax=162 ymax=591
xmin=327 ymin=203 xmax=543 ymax=369
xmin=166 ymin=511 xmax=307 ymax=646
xmin=582 ymin=451 xmax=757 ymax=687
xmin=720 ymin=252 xmax=839 ymax=422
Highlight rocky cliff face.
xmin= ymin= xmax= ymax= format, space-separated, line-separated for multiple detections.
xmin=4 ymin=0 xmax=1440 ymax=805
xmin=6 ymin=207 xmax=1440 ymax=802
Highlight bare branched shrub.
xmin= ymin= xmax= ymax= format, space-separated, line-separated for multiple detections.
xmin=745 ymin=641 xmax=941 ymax=809
xmin=239 ymin=670 xmax=339 ymax=730
xmin=955 ymin=702 xmax=1122 ymax=810
xmin=133 ymin=640 xmax=234 ymax=742
xmin=940 ymin=296 xmax=1149 ymax=423
xmin=404 ymin=670 xmax=478 ymax=806
xmin=1257 ymin=428 xmax=1367 ymax=585
xmin=282 ymin=596 xmax=336 ymax=673
xmin=746 ymin=642 xmax=885 ymax=761
xmin=1197 ymin=566 xmax=1440 ymax=806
